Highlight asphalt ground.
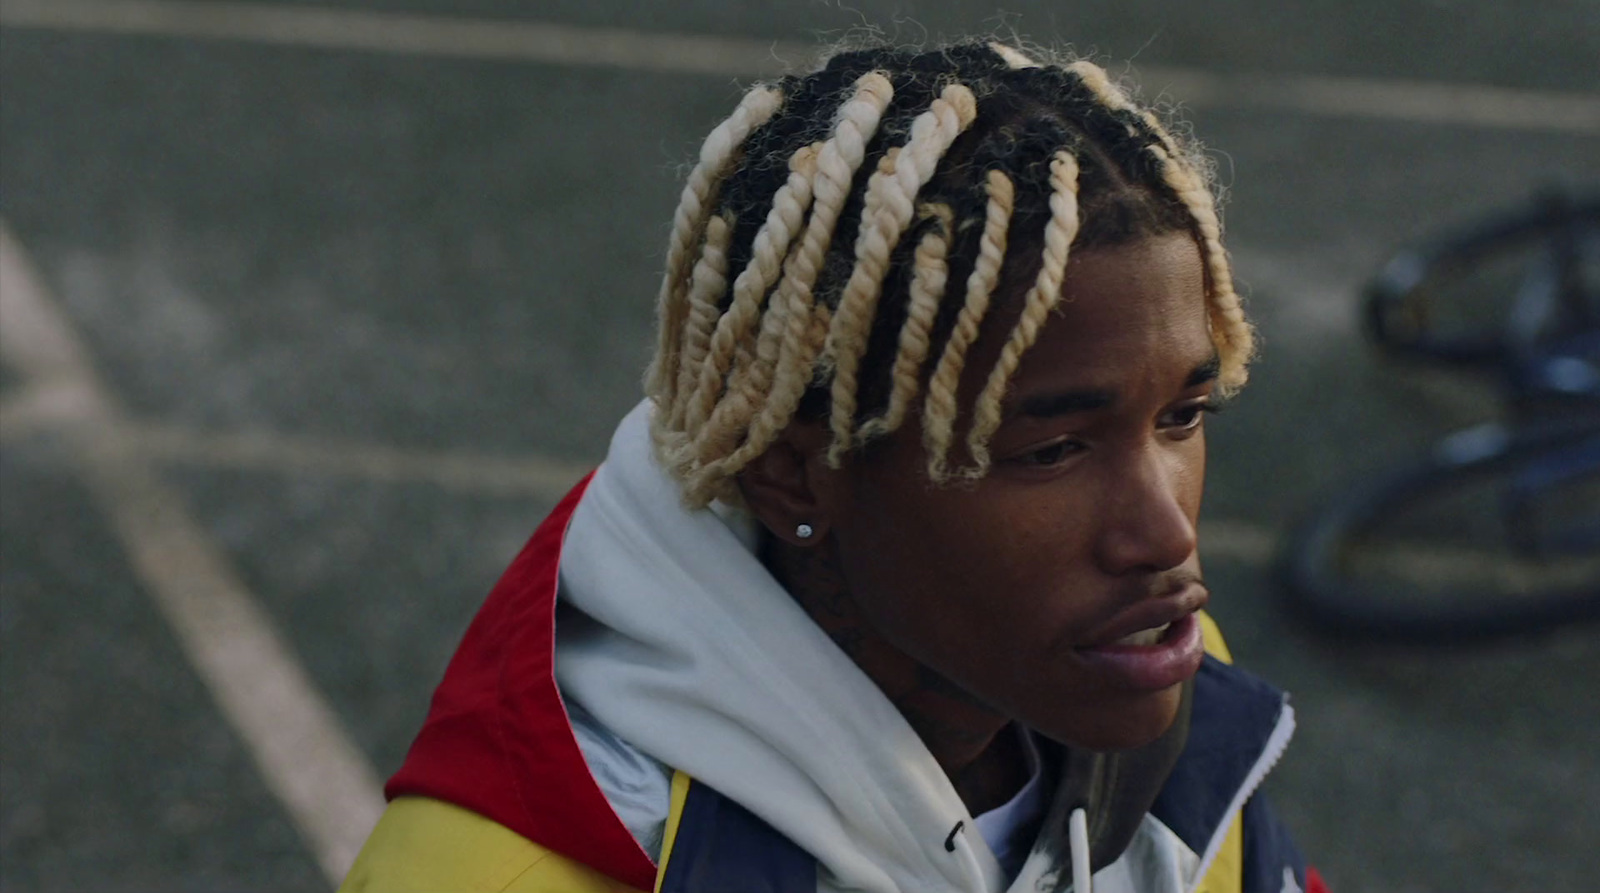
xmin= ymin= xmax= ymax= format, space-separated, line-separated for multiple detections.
xmin=2 ymin=2 xmax=1598 ymax=891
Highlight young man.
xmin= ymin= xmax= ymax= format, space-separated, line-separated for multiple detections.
xmin=342 ymin=40 xmax=1326 ymax=893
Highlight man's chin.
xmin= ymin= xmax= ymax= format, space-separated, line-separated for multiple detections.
xmin=1034 ymin=684 xmax=1183 ymax=752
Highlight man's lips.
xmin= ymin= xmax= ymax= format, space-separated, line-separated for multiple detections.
xmin=1078 ymin=580 xmax=1209 ymax=649
xmin=1070 ymin=581 xmax=1210 ymax=692
xmin=1073 ymin=612 xmax=1204 ymax=691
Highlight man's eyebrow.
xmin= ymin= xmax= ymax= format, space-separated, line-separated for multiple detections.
xmin=1013 ymin=353 xmax=1222 ymax=419
xmin=1187 ymin=353 xmax=1222 ymax=388
xmin=1015 ymin=389 xmax=1115 ymax=419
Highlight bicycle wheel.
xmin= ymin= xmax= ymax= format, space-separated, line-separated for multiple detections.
xmin=1276 ymin=422 xmax=1600 ymax=643
xmin=1364 ymin=193 xmax=1600 ymax=368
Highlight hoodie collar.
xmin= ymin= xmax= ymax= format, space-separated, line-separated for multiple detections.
xmin=555 ymin=401 xmax=1005 ymax=892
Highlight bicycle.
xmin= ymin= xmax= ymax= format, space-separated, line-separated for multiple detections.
xmin=1275 ymin=191 xmax=1600 ymax=643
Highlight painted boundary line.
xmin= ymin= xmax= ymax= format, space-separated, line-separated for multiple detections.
xmin=1138 ymin=67 xmax=1600 ymax=135
xmin=0 ymin=402 xmax=594 ymax=499
xmin=0 ymin=394 xmax=1554 ymax=582
xmin=0 ymin=397 xmax=1302 ymax=566
xmin=9 ymin=395 xmax=1567 ymax=582
xmin=2 ymin=0 xmax=1598 ymax=134
xmin=0 ymin=0 xmax=818 ymax=77
xmin=0 ymin=222 xmax=384 ymax=888
xmin=0 ymin=388 xmax=1274 ymax=564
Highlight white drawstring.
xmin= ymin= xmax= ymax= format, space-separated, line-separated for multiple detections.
xmin=944 ymin=820 xmax=988 ymax=892
xmin=1069 ymin=807 xmax=1092 ymax=893
xmin=946 ymin=809 xmax=1091 ymax=892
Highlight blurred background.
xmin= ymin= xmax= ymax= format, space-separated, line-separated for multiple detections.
xmin=1 ymin=1 xmax=1596 ymax=891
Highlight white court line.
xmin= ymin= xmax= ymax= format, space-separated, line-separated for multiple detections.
xmin=116 ymin=420 xmax=594 ymax=497
xmin=0 ymin=393 xmax=585 ymax=498
xmin=0 ymin=0 xmax=819 ymax=76
xmin=4 ymin=394 xmax=1553 ymax=582
xmin=0 ymin=379 xmax=105 ymax=440
xmin=2 ymin=0 xmax=1598 ymax=134
xmin=1140 ymin=68 xmax=1600 ymax=135
xmin=1196 ymin=518 xmax=1278 ymax=565
xmin=0 ymin=393 xmax=1278 ymax=567
xmin=0 ymin=223 xmax=384 ymax=888
xmin=1 ymin=383 xmax=1280 ymax=562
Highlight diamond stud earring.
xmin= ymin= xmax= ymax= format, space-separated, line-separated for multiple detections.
xmin=795 ymin=523 xmax=815 ymax=539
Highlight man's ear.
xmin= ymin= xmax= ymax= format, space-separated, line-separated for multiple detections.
xmin=737 ymin=418 xmax=840 ymax=548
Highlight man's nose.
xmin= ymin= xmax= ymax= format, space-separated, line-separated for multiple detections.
xmin=1094 ymin=443 xmax=1199 ymax=575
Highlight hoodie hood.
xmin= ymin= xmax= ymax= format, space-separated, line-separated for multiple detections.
xmin=555 ymin=401 xmax=1005 ymax=892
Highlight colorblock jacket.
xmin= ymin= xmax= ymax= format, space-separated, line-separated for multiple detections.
xmin=341 ymin=402 xmax=1328 ymax=893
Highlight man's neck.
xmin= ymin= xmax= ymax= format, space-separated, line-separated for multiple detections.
xmin=948 ymin=722 xmax=1032 ymax=816
xmin=763 ymin=535 xmax=1031 ymax=816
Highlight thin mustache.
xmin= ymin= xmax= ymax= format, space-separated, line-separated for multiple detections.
xmin=1051 ymin=571 xmax=1210 ymax=654
xmin=1113 ymin=569 xmax=1207 ymax=606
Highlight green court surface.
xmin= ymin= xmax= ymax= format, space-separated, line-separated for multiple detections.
xmin=3 ymin=2 xmax=1597 ymax=890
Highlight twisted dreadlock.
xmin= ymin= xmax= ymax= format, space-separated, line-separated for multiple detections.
xmin=645 ymin=41 xmax=1255 ymax=507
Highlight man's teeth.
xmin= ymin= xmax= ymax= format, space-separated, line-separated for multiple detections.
xmin=1114 ymin=623 xmax=1171 ymax=647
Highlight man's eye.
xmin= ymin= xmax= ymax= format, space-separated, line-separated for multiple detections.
xmin=1021 ymin=440 xmax=1083 ymax=466
xmin=1160 ymin=402 xmax=1218 ymax=432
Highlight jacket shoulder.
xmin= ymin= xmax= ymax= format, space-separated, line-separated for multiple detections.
xmin=1198 ymin=609 xmax=1233 ymax=664
xmin=340 ymin=796 xmax=647 ymax=893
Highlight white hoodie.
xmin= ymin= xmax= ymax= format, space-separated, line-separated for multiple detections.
xmin=552 ymin=401 xmax=1239 ymax=893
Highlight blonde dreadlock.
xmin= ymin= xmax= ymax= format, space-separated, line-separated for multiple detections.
xmin=647 ymin=41 xmax=1255 ymax=507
